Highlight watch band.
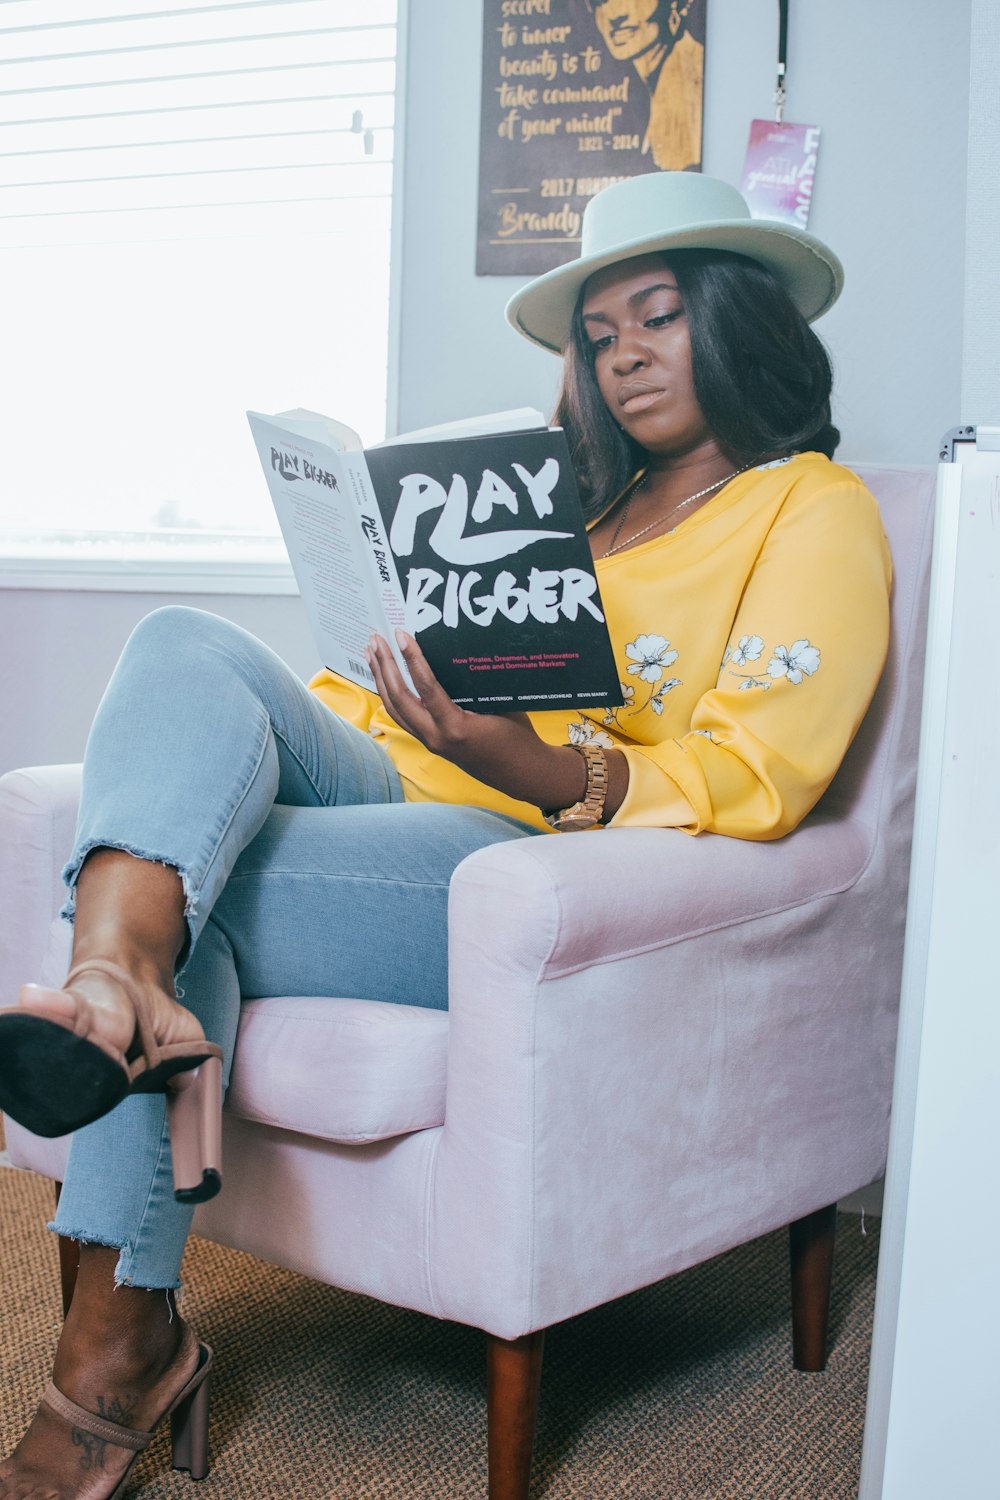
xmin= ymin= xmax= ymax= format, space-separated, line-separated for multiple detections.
xmin=544 ymin=742 xmax=609 ymax=831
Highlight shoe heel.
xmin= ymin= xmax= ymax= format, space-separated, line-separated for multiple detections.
xmin=167 ymin=1056 xmax=223 ymax=1204
xmin=170 ymin=1366 xmax=212 ymax=1480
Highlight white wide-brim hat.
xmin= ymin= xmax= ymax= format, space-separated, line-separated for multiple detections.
xmin=505 ymin=172 xmax=843 ymax=354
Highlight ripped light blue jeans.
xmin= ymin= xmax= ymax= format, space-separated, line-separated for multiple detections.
xmin=52 ymin=606 xmax=540 ymax=1288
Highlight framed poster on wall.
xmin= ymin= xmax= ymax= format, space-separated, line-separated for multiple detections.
xmin=477 ymin=0 xmax=707 ymax=276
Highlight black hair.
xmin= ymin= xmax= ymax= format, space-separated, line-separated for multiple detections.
xmin=552 ymin=248 xmax=840 ymax=519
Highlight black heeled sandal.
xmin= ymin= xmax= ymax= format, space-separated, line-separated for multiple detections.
xmin=0 ymin=959 xmax=223 ymax=1202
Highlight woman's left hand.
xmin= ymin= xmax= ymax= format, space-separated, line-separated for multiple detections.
xmin=365 ymin=630 xmax=588 ymax=811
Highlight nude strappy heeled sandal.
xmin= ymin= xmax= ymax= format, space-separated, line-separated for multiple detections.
xmin=37 ymin=1328 xmax=214 ymax=1497
xmin=0 ymin=958 xmax=223 ymax=1203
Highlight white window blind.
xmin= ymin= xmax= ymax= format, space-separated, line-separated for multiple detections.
xmin=0 ymin=0 xmax=398 ymax=561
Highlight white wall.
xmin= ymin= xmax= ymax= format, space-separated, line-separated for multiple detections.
xmin=0 ymin=588 xmax=316 ymax=778
xmin=398 ymin=0 xmax=972 ymax=467
xmin=961 ymin=0 xmax=1000 ymax=423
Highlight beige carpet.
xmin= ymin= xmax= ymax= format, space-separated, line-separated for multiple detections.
xmin=0 ymin=1163 xmax=879 ymax=1498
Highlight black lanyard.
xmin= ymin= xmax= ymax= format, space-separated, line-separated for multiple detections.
xmin=775 ymin=0 xmax=789 ymax=121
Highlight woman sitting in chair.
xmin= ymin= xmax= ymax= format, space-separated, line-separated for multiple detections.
xmin=0 ymin=172 xmax=890 ymax=1500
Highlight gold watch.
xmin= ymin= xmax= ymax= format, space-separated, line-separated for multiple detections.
xmin=544 ymin=742 xmax=609 ymax=831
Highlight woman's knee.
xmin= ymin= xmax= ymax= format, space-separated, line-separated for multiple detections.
xmin=126 ymin=605 xmax=245 ymax=660
xmin=121 ymin=608 xmax=281 ymax=698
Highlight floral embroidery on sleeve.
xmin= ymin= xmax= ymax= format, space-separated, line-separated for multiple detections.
xmin=601 ymin=681 xmax=635 ymax=728
xmin=596 ymin=633 xmax=683 ymax=735
xmin=624 ymin=633 xmax=682 ymax=715
xmin=767 ymin=640 xmax=821 ymax=684
xmin=724 ymin=634 xmax=821 ymax=692
xmin=573 ymin=630 xmax=684 ymax=740
xmin=625 ymin=633 xmax=679 ymax=682
xmin=731 ymin=634 xmax=764 ymax=666
xmin=567 ymin=716 xmax=615 ymax=748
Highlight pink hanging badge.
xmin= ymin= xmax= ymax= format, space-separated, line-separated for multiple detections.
xmin=741 ymin=120 xmax=820 ymax=228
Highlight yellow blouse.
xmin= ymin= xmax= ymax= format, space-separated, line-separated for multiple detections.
xmin=308 ymin=453 xmax=892 ymax=840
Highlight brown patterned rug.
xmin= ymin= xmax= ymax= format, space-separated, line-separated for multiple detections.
xmin=0 ymin=1163 xmax=879 ymax=1498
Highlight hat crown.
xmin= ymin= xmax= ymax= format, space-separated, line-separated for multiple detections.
xmin=581 ymin=173 xmax=751 ymax=259
xmin=505 ymin=170 xmax=842 ymax=352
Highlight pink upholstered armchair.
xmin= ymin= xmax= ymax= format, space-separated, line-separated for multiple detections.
xmin=0 ymin=464 xmax=936 ymax=1499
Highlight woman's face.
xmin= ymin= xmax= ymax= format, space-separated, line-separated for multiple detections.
xmin=580 ymin=253 xmax=714 ymax=460
xmin=592 ymin=0 xmax=663 ymax=61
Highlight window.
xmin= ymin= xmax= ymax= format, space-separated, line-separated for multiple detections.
xmin=0 ymin=0 xmax=399 ymax=569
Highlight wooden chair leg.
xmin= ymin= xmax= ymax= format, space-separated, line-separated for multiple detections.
xmin=53 ymin=1182 xmax=79 ymax=1317
xmin=789 ymin=1201 xmax=838 ymax=1371
xmin=486 ymin=1329 xmax=545 ymax=1500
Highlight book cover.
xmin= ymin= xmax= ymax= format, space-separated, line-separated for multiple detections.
xmin=249 ymin=410 xmax=623 ymax=713
xmin=365 ymin=426 xmax=622 ymax=712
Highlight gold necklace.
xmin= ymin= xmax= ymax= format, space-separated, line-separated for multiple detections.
xmin=603 ymin=463 xmax=753 ymax=558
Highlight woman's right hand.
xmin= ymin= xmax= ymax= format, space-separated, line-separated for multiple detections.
xmin=365 ymin=629 xmax=627 ymax=818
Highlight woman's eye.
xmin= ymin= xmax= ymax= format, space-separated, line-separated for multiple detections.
xmin=589 ymin=334 xmax=614 ymax=353
xmin=645 ymin=310 xmax=682 ymax=329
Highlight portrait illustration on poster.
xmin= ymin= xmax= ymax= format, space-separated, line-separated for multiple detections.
xmin=476 ymin=0 xmax=707 ymax=276
xmin=585 ymin=0 xmax=704 ymax=173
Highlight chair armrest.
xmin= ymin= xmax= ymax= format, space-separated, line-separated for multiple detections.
xmin=449 ymin=815 xmax=871 ymax=975
xmin=0 ymin=765 xmax=82 ymax=999
xmin=430 ymin=817 xmax=894 ymax=1334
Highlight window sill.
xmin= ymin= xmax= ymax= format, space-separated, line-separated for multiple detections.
xmin=0 ymin=534 xmax=298 ymax=596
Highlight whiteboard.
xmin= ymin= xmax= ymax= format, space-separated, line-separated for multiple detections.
xmin=859 ymin=426 xmax=1000 ymax=1499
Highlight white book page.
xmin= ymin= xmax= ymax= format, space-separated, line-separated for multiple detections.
xmin=375 ymin=406 xmax=547 ymax=447
xmin=268 ymin=407 xmax=363 ymax=452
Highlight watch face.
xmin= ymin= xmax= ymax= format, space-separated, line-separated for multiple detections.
xmin=555 ymin=811 xmax=600 ymax=831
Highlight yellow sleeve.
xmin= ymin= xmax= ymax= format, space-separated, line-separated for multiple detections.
xmin=307 ymin=667 xmax=380 ymax=732
xmin=610 ymin=475 xmax=893 ymax=839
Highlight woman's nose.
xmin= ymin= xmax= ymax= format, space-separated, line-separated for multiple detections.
xmin=612 ymin=332 xmax=651 ymax=374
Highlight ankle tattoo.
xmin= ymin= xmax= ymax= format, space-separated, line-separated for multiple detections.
xmin=72 ymin=1393 xmax=137 ymax=1472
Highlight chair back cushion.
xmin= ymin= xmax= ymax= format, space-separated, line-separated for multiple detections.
xmin=817 ymin=464 xmax=936 ymax=843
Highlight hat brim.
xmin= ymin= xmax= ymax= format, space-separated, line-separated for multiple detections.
xmin=505 ymin=219 xmax=844 ymax=353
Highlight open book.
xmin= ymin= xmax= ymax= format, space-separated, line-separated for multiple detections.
xmin=247 ymin=407 xmax=622 ymax=712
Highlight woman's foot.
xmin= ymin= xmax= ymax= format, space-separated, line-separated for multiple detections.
xmin=51 ymin=845 xmax=202 ymax=1062
xmin=0 ymin=959 xmax=216 ymax=1140
xmin=0 ymin=849 xmax=220 ymax=1140
xmin=16 ymin=963 xmax=207 ymax=1065
xmin=0 ymin=1249 xmax=201 ymax=1500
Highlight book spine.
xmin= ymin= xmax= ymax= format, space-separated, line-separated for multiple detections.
xmin=339 ymin=452 xmax=414 ymax=685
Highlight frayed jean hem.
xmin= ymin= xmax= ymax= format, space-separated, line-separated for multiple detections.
xmin=60 ymin=839 xmax=199 ymax=962
xmin=46 ymin=1221 xmax=182 ymax=1291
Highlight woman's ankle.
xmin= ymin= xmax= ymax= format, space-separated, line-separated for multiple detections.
xmin=54 ymin=1248 xmax=184 ymax=1392
xmin=72 ymin=849 xmax=187 ymax=987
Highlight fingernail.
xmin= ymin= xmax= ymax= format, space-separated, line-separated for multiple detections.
xmin=395 ymin=628 xmax=412 ymax=649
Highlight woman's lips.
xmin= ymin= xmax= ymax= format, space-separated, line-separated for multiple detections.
xmin=619 ymin=388 xmax=665 ymax=413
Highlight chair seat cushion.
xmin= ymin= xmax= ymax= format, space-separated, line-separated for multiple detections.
xmin=37 ymin=920 xmax=448 ymax=1146
xmin=224 ymin=995 xmax=448 ymax=1144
